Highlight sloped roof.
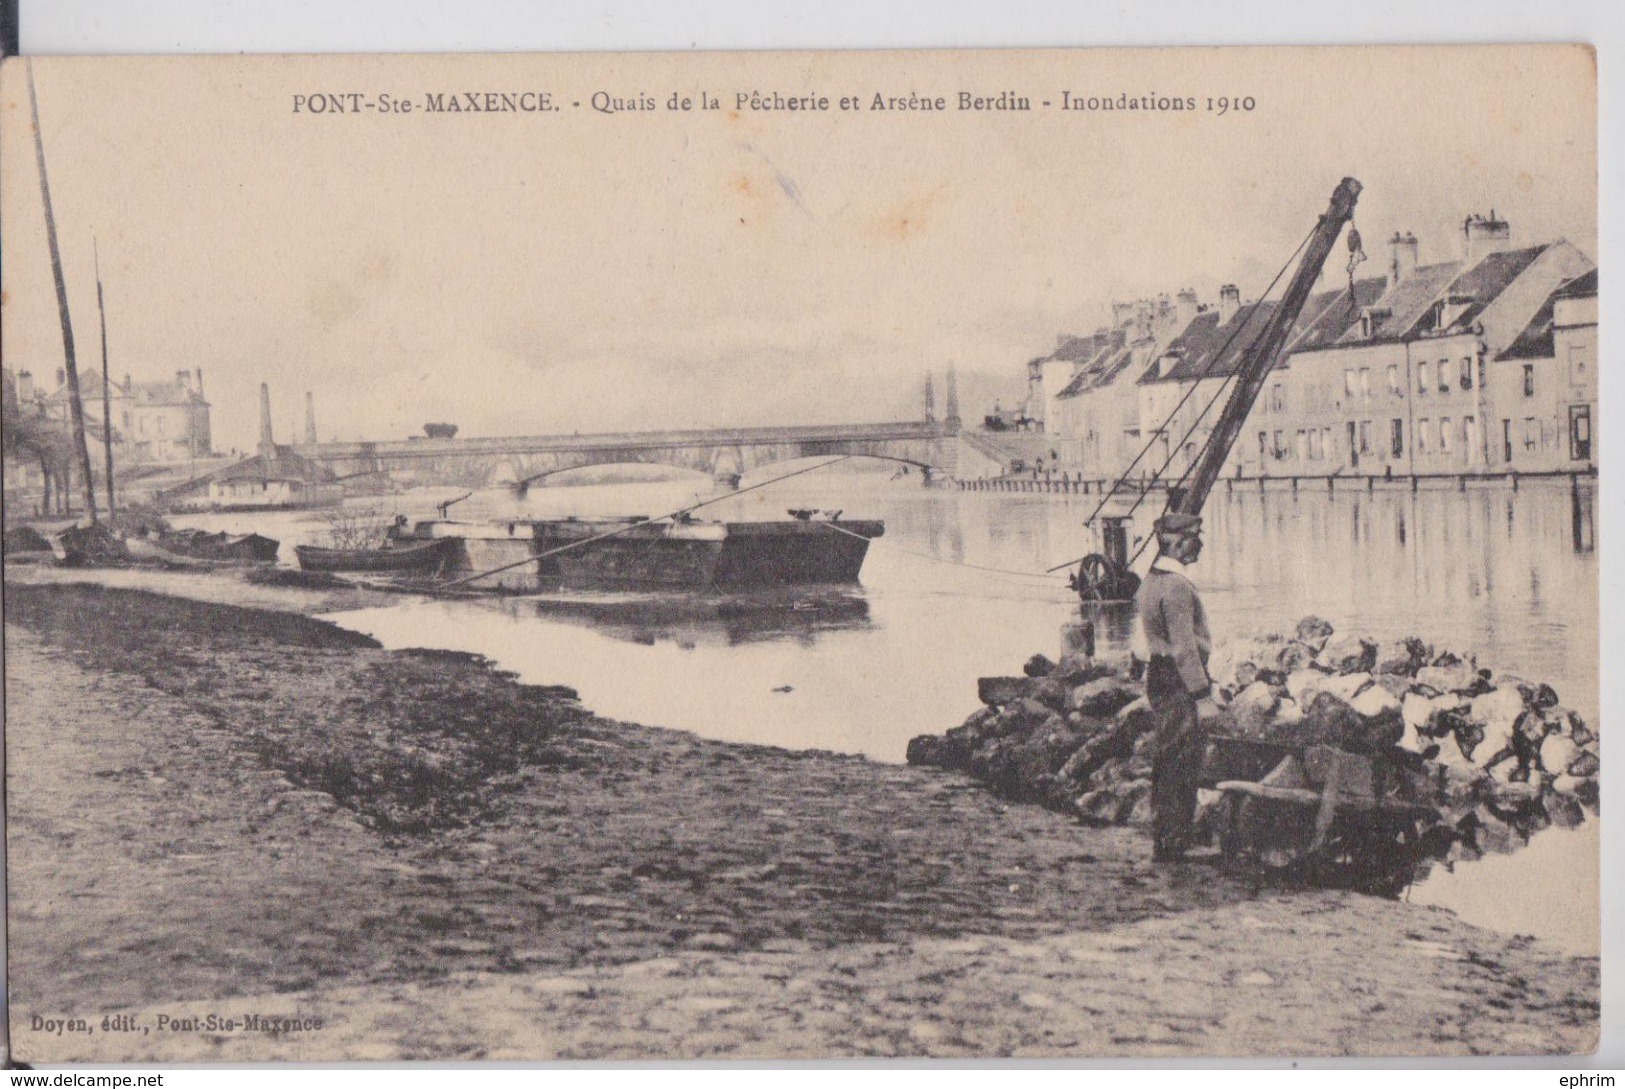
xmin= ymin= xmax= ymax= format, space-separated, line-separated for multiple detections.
xmin=1497 ymin=267 xmax=1599 ymax=362
xmin=1553 ymin=267 xmax=1597 ymax=301
xmin=1054 ymin=328 xmax=1128 ymax=398
xmin=45 ymin=370 xmax=206 ymax=407
xmin=1285 ymin=276 xmax=1389 ymax=355
xmin=1335 ymin=260 xmax=1463 ymax=345
xmin=1429 ymin=244 xmax=1549 ymax=336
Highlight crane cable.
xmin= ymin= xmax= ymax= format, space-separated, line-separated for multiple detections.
xmin=1044 ymin=221 xmax=1317 ymax=575
xmin=1123 ymin=218 xmax=1370 ymax=569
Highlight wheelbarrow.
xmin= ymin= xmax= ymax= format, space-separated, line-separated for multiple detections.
xmin=1199 ymin=736 xmax=1446 ymax=897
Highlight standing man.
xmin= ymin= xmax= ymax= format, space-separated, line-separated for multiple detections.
xmin=1135 ymin=511 xmax=1223 ymax=861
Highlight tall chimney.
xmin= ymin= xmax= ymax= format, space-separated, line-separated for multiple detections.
xmin=258 ymin=382 xmax=275 ymax=456
xmin=175 ymin=369 xmax=190 ymax=390
xmin=1218 ymin=284 xmax=1241 ymax=324
xmin=923 ymin=373 xmax=936 ymax=423
xmin=17 ymin=370 xmax=34 ymax=400
xmin=56 ymin=368 xmax=65 ymax=388
xmin=304 ymin=391 xmax=318 ymax=445
xmin=1389 ymin=231 xmax=1419 ymax=285
xmin=1462 ymin=211 xmax=1511 ymax=265
xmin=944 ymin=364 xmax=961 ymax=430
xmin=1110 ymin=300 xmax=1135 ymax=328
xmin=195 ymin=368 xmax=203 ymax=395
xmin=1175 ymin=288 xmax=1200 ymax=329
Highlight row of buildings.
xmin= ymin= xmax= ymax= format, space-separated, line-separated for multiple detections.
xmin=5 ymin=366 xmax=214 ymax=463
xmin=1019 ymin=213 xmax=1597 ymax=480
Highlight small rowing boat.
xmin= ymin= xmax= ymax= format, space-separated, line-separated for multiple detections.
xmin=294 ymin=536 xmax=458 ymax=574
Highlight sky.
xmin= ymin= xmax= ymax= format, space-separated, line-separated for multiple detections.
xmin=0 ymin=46 xmax=1597 ymax=453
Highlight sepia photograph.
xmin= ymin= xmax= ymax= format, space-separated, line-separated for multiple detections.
xmin=0 ymin=43 xmax=1603 ymax=1062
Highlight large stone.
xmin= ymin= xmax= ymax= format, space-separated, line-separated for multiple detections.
xmin=1294 ymin=616 xmax=1335 ymax=651
xmin=1319 ymin=672 xmax=1377 ymax=704
xmin=977 ymin=676 xmax=1032 ymax=707
xmin=1285 ymin=668 xmax=1330 ymax=705
xmin=1415 ymin=662 xmax=1477 ymax=694
xmin=1468 ymin=687 xmax=1525 ymax=760
xmin=1277 ymin=641 xmax=1320 ymax=672
xmin=1023 ymin=654 xmax=1057 ymax=678
xmin=1349 ymin=683 xmax=1400 ymax=719
xmin=1030 ymin=676 xmax=1073 ymax=714
xmin=1228 ymin=681 xmax=1279 ymax=732
xmin=1068 ymin=677 xmax=1141 ymax=719
xmin=1375 ymin=637 xmax=1431 ymax=677
xmin=1567 ymin=748 xmax=1600 ymax=779
xmin=1321 ymin=635 xmax=1377 ymax=675
xmin=905 ymin=734 xmax=946 ymax=767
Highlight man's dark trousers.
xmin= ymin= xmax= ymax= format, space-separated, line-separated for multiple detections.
xmin=1146 ymin=655 xmax=1204 ymax=856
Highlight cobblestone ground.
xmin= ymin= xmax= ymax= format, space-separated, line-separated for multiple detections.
xmin=4 ymin=584 xmax=1599 ymax=1061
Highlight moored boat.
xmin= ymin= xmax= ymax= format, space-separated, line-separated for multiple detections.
xmin=397 ymin=513 xmax=884 ymax=592
xmin=295 ymin=536 xmax=459 ymax=574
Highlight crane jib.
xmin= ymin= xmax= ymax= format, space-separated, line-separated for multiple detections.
xmin=1172 ymin=177 xmax=1363 ymax=519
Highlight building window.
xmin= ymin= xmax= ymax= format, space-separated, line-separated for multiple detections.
xmin=1440 ymin=416 xmax=1453 ymax=453
xmin=1258 ymin=431 xmax=1268 ymax=463
xmin=1524 ymin=417 xmax=1539 ymax=451
xmin=1295 ymin=429 xmax=1308 ymax=462
xmin=1502 ymin=419 xmax=1512 ymax=462
xmin=1523 ymin=364 xmax=1535 ymax=397
xmin=1568 ymin=345 xmax=1589 ymax=385
xmin=1387 ymin=365 xmax=1400 ymax=394
xmin=1417 ymin=362 xmax=1430 ymax=395
xmin=1358 ymin=420 xmax=1371 ymax=454
xmin=1391 ymin=418 xmax=1404 ymax=457
xmin=1271 ymin=383 xmax=1284 ymax=413
xmin=1309 ymin=429 xmax=1324 ymax=460
xmin=1343 ymin=370 xmax=1355 ymax=399
xmin=1359 ymin=368 xmax=1371 ymax=398
xmin=1463 ymin=416 xmax=1476 ymax=462
xmin=1570 ymin=404 xmax=1592 ymax=461
xmin=1437 ymin=361 xmax=1450 ymax=394
xmin=1273 ymin=430 xmax=1284 ymax=458
xmin=1418 ymin=418 xmax=1430 ymax=453
xmin=1460 ymin=358 xmax=1473 ymax=390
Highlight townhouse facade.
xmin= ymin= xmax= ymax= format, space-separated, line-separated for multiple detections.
xmin=1036 ymin=214 xmax=1596 ymax=483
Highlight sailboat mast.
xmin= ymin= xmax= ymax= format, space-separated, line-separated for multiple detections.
xmin=26 ymin=60 xmax=99 ymax=524
xmin=96 ymin=240 xmax=115 ymax=523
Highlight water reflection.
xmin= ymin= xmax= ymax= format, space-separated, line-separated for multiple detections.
xmin=524 ymin=588 xmax=871 ymax=648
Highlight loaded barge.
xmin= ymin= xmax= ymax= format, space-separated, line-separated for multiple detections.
xmin=388 ymin=513 xmax=884 ymax=592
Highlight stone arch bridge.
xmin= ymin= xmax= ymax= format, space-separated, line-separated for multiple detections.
xmin=302 ymin=421 xmax=970 ymax=490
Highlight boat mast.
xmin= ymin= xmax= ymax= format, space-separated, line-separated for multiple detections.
xmin=1171 ymin=177 xmax=1363 ymax=517
xmin=26 ymin=60 xmax=99 ymax=524
xmin=95 ymin=239 xmax=115 ymax=524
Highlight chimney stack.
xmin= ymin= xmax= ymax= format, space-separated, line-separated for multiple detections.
xmin=1389 ymin=231 xmax=1419 ymax=285
xmin=195 ymin=368 xmax=203 ymax=396
xmin=944 ymin=364 xmax=961 ymax=430
xmin=175 ymin=369 xmax=190 ymax=391
xmin=1110 ymin=300 xmax=1135 ymax=328
xmin=17 ymin=370 xmax=34 ymax=400
xmin=304 ymin=391 xmax=318 ymax=445
xmin=123 ymin=373 xmax=132 ymax=392
xmin=1462 ymin=211 xmax=1511 ymax=265
xmin=56 ymin=368 xmax=66 ymax=388
xmin=1218 ymin=284 xmax=1241 ymax=323
xmin=258 ymin=382 xmax=276 ymax=456
xmin=1175 ymin=288 xmax=1200 ymax=329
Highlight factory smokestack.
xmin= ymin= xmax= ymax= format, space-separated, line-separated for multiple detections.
xmin=259 ymin=382 xmax=275 ymax=457
xmin=304 ymin=392 xmax=318 ymax=445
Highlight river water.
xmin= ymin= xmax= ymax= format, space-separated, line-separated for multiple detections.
xmin=172 ymin=464 xmax=1601 ymax=953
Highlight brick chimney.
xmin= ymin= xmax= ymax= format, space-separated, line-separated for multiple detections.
xmin=16 ymin=370 xmax=34 ymax=400
xmin=1218 ymin=284 xmax=1241 ymax=324
xmin=258 ymin=382 xmax=276 ymax=457
xmin=195 ymin=368 xmax=203 ymax=396
xmin=1388 ymin=231 xmax=1419 ymax=285
xmin=304 ymin=391 xmax=318 ymax=445
xmin=1462 ymin=211 xmax=1511 ymax=265
xmin=1175 ymin=288 xmax=1200 ymax=329
xmin=175 ymin=369 xmax=191 ymax=391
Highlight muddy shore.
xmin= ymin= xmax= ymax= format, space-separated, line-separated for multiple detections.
xmin=4 ymin=581 xmax=1599 ymax=1060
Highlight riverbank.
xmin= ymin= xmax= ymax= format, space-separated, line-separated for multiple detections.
xmin=4 ymin=581 xmax=1599 ymax=1060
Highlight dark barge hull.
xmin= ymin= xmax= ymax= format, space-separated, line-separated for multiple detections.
xmin=295 ymin=537 xmax=458 ymax=574
xmin=420 ymin=518 xmax=884 ymax=592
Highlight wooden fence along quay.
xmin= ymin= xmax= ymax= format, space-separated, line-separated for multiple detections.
xmin=956 ymin=466 xmax=1597 ymax=496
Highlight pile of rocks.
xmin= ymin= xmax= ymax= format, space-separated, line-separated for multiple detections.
xmin=906 ymin=616 xmax=1599 ymax=862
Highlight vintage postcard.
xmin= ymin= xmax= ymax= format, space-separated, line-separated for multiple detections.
xmin=1 ymin=45 xmax=1599 ymax=1061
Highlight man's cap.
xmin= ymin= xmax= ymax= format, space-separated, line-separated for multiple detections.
xmin=1153 ymin=512 xmax=1203 ymax=534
